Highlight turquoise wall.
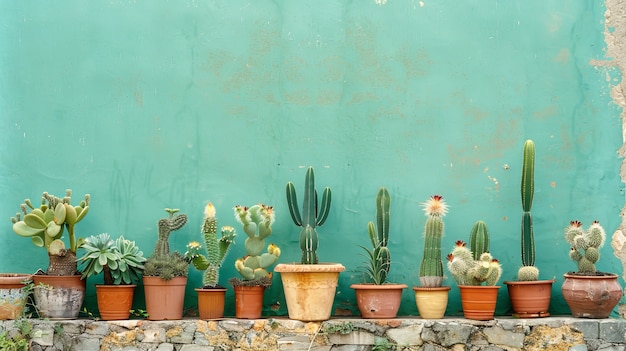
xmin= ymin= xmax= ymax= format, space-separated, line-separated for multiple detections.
xmin=1 ymin=1 xmax=623 ymax=317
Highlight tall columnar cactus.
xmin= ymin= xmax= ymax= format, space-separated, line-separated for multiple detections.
xmin=10 ymin=189 xmax=90 ymax=275
xmin=564 ymin=220 xmax=606 ymax=274
xmin=518 ymin=139 xmax=539 ymax=281
xmin=233 ymin=204 xmax=280 ymax=282
xmin=419 ymin=195 xmax=447 ymax=287
xmin=360 ymin=187 xmax=391 ymax=285
xmin=447 ymin=221 xmax=502 ymax=286
xmin=186 ymin=203 xmax=236 ymax=288
xmin=144 ymin=208 xmax=190 ymax=280
xmin=286 ymin=167 xmax=332 ymax=264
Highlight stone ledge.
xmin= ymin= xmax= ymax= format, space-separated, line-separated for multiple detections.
xmin=0 ymin=317 xmax=624 ymax=351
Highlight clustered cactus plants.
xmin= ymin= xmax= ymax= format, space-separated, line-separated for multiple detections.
xmin=518 ymin=139 xmax=539 ymax=281
xmin=143 ymin=208 xmax=190 ymax=280
xmin=10 ymin=189 xmax=90 ymax=275
xmin=359 ymin=187 xmax=391 ymax=285
xmin=419 ymin=195 xmax=447 ymax=288
xmin=231 ymin=204 xmax=280 ymax=286
xmin=186 ymin=203 xmax=236 ymax=288
xmin=286 ymin=166 xmax=332 ymax=264
xmin=564 ymin=220 xmax=606 ymax=274
xmin=447 ymin=221 xmax=502 ymax=286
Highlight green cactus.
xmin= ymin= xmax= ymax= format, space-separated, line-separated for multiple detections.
xmin=419 ymin=195 xmax=447 ymax=287
xmin=447 ymin=221 xmax=502 ymax=286
xmin=564 ymin=220 xmax=606 ymax=274
xmin=232 ymin=204 xmax=280 ymax=282
xmin=518 ymin=139 xmax=539 ymax=281
xmin=143 ymin=208 xmax=190 ymax=280
xmin=10 ymin=189 xmax=90 ymax=275
xmin=286 ymin=167 xmax=332 ymax=264
xmin=360 ymin=187 xmax=391 ymax=285
xmin=185 ymin=203 xmax=236 ymax=288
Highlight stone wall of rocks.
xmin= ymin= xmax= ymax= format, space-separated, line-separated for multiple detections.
xmin=0 ymin=317 xmax=624 ymax=351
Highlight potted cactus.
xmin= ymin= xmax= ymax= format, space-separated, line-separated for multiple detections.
xmin=142 ymin=208 xmax=190 ymax=320
xmin=561 ymin=220 xmax=622 ymax=318
xmin=185 ymin=203 xmax=236 ymax=320
xmin=350 ymin=187 xmax=407 ymax=318
xmin=274 ymin=166 xmax=345 ymax=322
xmin=447 ymin=220 xmax=502 ymax=320
xmin=504 ymin=139 xmax=555 ymax=318
xmin=228 ymin=204 xmax=280 ymax=319
xmin=10 ymin=189 xmax=90 ymax=319
xmin=412 ymin=195 xmax=451 ymax=319
xmin=77 ymin=233 xmax=146 ymax=320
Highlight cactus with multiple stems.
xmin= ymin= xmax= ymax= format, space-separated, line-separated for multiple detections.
xmin=286 ymin=167 xmax=332 ymax=264
xmin=232 ymin=204 xmax=280 ymax=283
xmin=186 ymin=203 xmax=236 ymax=288
xmin=564 ymin=220 xmax=606 ymax=274
xmin=419 ymin=195 xmax=447 ymax=287
xmin=518 ymin=139 xmax=539 ymax=281
xmin=360 ymin=187 xmax=391 ymax=285
xmin=10 ymin=189 xmax=90 ymax=275
xmin=143 ymin=208 xmax=190 ymax=280
xmin=447 ymin=221 xmax=502 ymax=286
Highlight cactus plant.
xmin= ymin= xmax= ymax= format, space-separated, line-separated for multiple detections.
xmin=564 ymin=220 xmax=606 ymax=274
xmin=518 ymin=139 xmax=539 ymax=281
xmin=447 ymin=221 xmax=502 ymax=286
xmin=10 ymin=189 xmax=90 ymax=275
xmin=359 ymin=187 xmax=391 ymax=285
xmin=185 ymin=203 xmax=236 ymax=288
xmin=419 ymin=195 xmax=447 ymax=287
xmin=143 ymin=208 xmax=190 ymax=280
xmin=286 ymin=166 xmax=332 ymax=264
xmin=231 ymin=204 xmax=280 ymax=285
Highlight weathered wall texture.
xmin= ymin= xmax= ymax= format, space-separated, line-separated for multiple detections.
xmin=0 ymin=1 xmax=624 ymax=317
xmin=1 ymin=317 xmax=625 ymax=351
xmin=606 ymin=0 xmax=626 ymax=318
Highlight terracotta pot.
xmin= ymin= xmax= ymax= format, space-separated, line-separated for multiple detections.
xmin=196 ymin=288 xmax=226 ymax=319
xmin=561 ymin=273 xmax=622 ymax=318
xmin=413 ymin=286 xmax=450 ymax=319
xmin=274 ymin=263 xmax=345 ymax=321
xmin=458 ymin=285 xmax=500 ymax=320
xmin=350 ymin=283 xmax=407 ymax=318
xmin=32 ymin=274 xmax=85 ymax=320
xmin=143 ymin=276 xmax=187 ymax=320
xmin=96 ymin=285 xmax=136 ymax=320
xmin=0 ymin=273 xmax=32 ymax=320
xmin=504 ymin=279 xmax=555 ymax=318
xmin=233 ymin=285 xmax=265 ymax=319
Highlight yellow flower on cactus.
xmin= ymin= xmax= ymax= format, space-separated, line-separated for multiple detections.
xmin=204 ymin=203 xmax=216 ymax=218
xmin=421 ymin=195 xmax=448 ymax=217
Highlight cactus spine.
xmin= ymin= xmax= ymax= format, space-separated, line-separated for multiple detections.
xmin=419 ymin=195 xmax=447 ymax=287
xmin=564 ymin=220 xmax=606 ymax=274
xmin=361 ymin=187 xmax=391 ymax=285
xmin=518 ymin=139 xmax=539 ymax=281
xmin=233 ymin=204 xmax=280 ymax=282
xmin=286 ymin=167 xmax=332 ymax=264
xmin=447 ymin=221 xmax=502 ymax=286
xmin=186 ymin=203 xmax=236 ymax=288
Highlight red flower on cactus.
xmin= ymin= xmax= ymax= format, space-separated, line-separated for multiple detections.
xmin=570 ymin=220 xmax=582 ymax=227
xmin=455 ymin=240 xmax=466 ymax=247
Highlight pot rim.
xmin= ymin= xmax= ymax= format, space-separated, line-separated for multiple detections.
xmin=412 ymin=286 xmax=451 ymax=291
xmin=351 ymin=283 xmax=408 ymax=290
xmin=563 ymin=272 xmax=619 ymax=279
xmin=503 ymin=279 xmax=556 ymax=285
xmin=274 ymin=262 xmax=346 ymax=273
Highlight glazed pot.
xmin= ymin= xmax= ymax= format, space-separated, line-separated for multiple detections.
xmin=413 ymin=286 xmax=450 ymax=319
xmin=196 ymin=287 xmax=227 ymax=319
xmin=561 ymin=273 xmax=622 ymax=318
xmin=0 ymin=273 xmax=32 ymax=320
xmin=32 ymin=274 xmax=85 ymax=320
xmin=458 ymin=285 xmax=500 ymax=320
xmin=274 ymin=263 xmax=345 ymax=321
xmin=96 ymin=284 xmax=136 ymax=320
xmin=143 ymin=276 xmax=187 ymax=320
xmin=350 ymin=283 xmax=407 ymax=318
xmin=504 ymin=279 xmax=555 ymax=318
xmin=233 ymin=285 xmax=265 ymax=319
